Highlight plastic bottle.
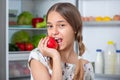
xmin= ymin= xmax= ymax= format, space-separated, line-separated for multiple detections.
xmin=95 ymin=49 xmax=104 ymax=74
xmin=104 ymin=41 xmax=116 ymax=74
xmin=115 ymin=50 xmax=120 ymax=74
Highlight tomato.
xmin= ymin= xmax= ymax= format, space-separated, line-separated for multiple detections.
xmin=16 ymin=42 xmax=25 ymax=51
xmin=16 ymin=42 xmax=34 ymax=51
xmin=47 ymin=37 xmax=58 ymax=49
xmin=25 ymin=43 xmax=34 ymax=51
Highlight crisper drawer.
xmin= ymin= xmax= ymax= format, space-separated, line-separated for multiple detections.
xmin=9 ymin=60 xmax=30 ymax=80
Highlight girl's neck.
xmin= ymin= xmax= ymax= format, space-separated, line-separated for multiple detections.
xmin=59 ymin=48 xmax=78 ymax=64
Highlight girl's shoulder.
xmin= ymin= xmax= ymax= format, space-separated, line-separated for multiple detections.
xmin=28 ymin=48 xmax=52 ymax=74
xmin=28 ymin=48 xmax=49 ymax=66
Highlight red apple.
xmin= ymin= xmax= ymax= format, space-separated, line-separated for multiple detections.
xmin=47 ymin=37 xmax=58 ymax=49
xmin=32 ymin=17 xmax=44 ymax=28
xmin=25 ymin=43 xmax=34 ymax=51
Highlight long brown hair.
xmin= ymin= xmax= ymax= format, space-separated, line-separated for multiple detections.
xmin=46 ymin=3 xmax=85 ymax=80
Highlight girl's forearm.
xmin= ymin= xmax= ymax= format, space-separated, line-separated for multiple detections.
xmin=51 ymin=55 xmax=62 ymax=80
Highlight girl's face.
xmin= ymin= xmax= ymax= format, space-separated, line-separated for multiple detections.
xmin=47 ymin=11 xmax=75 ymax=50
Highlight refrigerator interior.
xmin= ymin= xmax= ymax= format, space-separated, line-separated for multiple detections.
xmin=78 ymin=0 xmax=120 ymax=62
xmin=9 ymin=0 xmax=120 ymax=62
xmin=8 ymin=0 xmax=120 ymax=80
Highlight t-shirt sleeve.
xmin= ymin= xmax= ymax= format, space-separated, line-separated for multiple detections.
xmin=28 ymin=48 xmax=52 ymax=80
xmin=28 ymin=48 xmax=48 ymax=69
xmin=84 ymin=62 xmax=94 ymax=80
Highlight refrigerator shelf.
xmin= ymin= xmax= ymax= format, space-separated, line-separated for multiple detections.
xmin=83 ymin=21 xmax=120 ymax=26
xmin=9 ymin=52 xmax=30 ymax=61
xmin=9 ymin=51 xmax=30 ymax=54
xmin=9 ymin=27 xmax=47 ymax=30
xmin=95 ymin=74 xmax=120 ymax=80
xmin=9 ymin=75 xmax=30 ymax=80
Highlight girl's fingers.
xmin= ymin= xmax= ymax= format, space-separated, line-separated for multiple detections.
xmin=42 ymin=37 xmax=47 ymax=46
xmin=44 ymin=37 xmax=49 ymax=47
xmin=38 ymin=38 xmax=43 ymax=47
xmin=38 ymin=37 xmax=49 ymax=50
xmin=38 ymin=38 xmax=43 ymax=51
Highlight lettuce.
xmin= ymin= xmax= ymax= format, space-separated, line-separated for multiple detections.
xmin=17 ymin=11 xmax=33 ymax=25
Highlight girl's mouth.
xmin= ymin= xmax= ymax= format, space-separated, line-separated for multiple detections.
xmin=55 ymin=38 xmax=63 ymax=44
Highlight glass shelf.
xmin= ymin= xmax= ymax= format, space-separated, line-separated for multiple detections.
xmin=9 ymin=51 xmax=30 ymax=61
xmin=9 ymin=75 xmax=30 ymax=80
xmin=95 ymin=74 xmax=120 ymax=80
xmin=83 ymin=21 xmax=120 ymax=26
xmin=9 ymin=27 xmax=47 ymax=30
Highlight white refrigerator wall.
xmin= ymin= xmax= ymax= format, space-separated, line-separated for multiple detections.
xmin=33 ymin=0 xmax=76 ymax=17
xmin=82 ymin=26 xmax=120 ymax=62
xmin=79 ymin=0 xmax=120 ymax=17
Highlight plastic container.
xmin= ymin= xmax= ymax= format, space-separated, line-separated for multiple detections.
xmin=95 ymin=49 xmax=104 ymax=74
xmin=9 ymin=61 xmax=30 ymax=78
xmin=115 ymin=50 xmax=120 ymax=74
xmin=104 ymin=41 xmax=116 ymax=74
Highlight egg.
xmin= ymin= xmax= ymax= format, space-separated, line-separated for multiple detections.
xmin=113 ymin=15 xmax=120 ymax=21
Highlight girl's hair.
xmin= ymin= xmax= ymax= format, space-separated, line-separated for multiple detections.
xmin=46 ymin=2 xmax=85 ymax=80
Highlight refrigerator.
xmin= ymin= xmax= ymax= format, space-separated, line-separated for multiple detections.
xmin=0 ymin=0 xmax=120 ymax=80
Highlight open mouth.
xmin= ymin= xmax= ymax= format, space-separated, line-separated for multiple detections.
xmin=55 ymin=38 xmax=63 ymax=44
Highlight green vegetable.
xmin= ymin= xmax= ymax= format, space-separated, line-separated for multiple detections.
xmin=17 ymin=11 xmax=34 ymax=25
xmin=11 ymin=30 xmax=30 ymax=43
xmin=31 ymin=34 xmax=46 ymax=48
xmin=36 ymin=15 xmax=47 ymax=28
xmin=9 ymin=43 xmax=20 ymax=51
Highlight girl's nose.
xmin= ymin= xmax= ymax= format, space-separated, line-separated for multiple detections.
xmin=52 ymin=27 xmax=59 ymax=35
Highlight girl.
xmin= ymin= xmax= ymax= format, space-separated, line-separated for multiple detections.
xmin=28 ymin=2 xmax=94 ymax=80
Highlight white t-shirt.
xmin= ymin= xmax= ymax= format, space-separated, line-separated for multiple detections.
xmin=28 ymin=48 xmax=94 ymax=80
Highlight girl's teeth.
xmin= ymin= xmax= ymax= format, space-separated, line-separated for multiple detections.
xmin=54 ymin=38 xmax=62 ymax=43
xmin=57 ymin=38 xmax=62 ymax=43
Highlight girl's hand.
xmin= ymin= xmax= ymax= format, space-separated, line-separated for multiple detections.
xmin=38 ymin=37 xmax=60 ymax=59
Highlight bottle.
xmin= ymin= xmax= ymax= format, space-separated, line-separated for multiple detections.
xmin=95 ymin=49 xmax=104 ymax=74
xmin=115 ymin=50 xmax=120 ymax=74
xmin=104 ymin=41 xmax=116 ymax=74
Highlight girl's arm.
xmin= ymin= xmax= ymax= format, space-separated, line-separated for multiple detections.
xmin=30 ymin=54 xmax=62 ymax=80
xmin=30 ymin=37 xmax=63 ymax=80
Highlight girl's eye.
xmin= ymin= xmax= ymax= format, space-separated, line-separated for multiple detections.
xmin=47 ymin=25 xmax=53 ymax=28
xmin=59 ymin=24 xmax=65 ymax=28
